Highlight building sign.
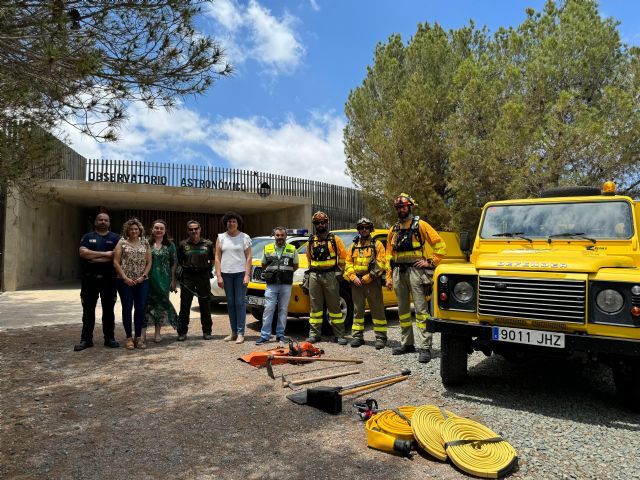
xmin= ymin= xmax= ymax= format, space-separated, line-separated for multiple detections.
xmin=88 ymin=172 xmax=247 ymax=191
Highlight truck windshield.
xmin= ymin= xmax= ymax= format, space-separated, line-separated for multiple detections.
xmin=480 ymin=200 xmax=634 ymax=240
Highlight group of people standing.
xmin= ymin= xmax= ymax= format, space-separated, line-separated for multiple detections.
xmin=74 ymin=212 xmax=252 ymax=351
xmin=74 ymin=191 xmax=446 ymax=365
xmin=302 ymin=192 xmax=446 ymax=364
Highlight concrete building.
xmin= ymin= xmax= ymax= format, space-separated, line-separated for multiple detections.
xmin=0 ymin=143 xmax=363 ymax=291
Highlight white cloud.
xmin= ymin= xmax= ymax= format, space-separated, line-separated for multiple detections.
xmin=309 ymin=0 xmax=320 ymax=12
xmin=207 ymin=113 xmax=352 ymax=186
xmin=63 ymin=104 xmax=353 ymax=187
xmin=204 ymin=0 xmax=304 ymax=74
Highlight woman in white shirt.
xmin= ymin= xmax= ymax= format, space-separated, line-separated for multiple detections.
xmin=215 ymin=212 xmax=252 ymax=343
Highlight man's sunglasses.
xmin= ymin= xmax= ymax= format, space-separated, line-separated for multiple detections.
xmin=357 ymin=226 xmax=371 ymax=231
xmin=313 ymin=221 xmax=328 ymax=225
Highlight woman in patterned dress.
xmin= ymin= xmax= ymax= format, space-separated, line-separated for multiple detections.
xmin=143 ymin=219 xmax=178 ymax=343
xmin=113 ymin=218 xmax=152 ymax=349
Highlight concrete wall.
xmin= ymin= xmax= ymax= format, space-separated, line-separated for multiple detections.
xmin=3 ymin=193 xmax=83 ymax=290
xmin=244 ymin=204 xmax=312 ymax=236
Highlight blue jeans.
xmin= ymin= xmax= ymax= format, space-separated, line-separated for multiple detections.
xmin=260 ymin=283 xmax=292 ymax=340
xmin=222 ymin=272 xmax=247 ymax=335
xmin=116 ymin=278 xmax=149 ymax=338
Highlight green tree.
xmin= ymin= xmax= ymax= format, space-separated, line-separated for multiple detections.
xmin=0 ymin=0 xmax=231 ymax=196
xmin=345 ymin=0 xmax=640 ymax=233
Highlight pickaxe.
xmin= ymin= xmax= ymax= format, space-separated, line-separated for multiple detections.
xmin=265 ymin=355 xmax=362 ymax=379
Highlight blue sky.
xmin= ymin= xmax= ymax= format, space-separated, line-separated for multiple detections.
xmin=67 ymin=0 xmax=640 ymax=187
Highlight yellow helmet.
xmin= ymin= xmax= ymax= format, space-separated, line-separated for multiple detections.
xmin=394 ymin=193 xmax=417 ymax=207
xmin=312 ymin=211 xmax=329 ymax=223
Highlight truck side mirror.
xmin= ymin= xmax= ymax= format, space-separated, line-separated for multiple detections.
xmin=459 ymin=231 xmax=471 ymax=253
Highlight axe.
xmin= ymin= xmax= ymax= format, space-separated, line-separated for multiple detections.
xmin=265 ymin=355 xmax=362 ymax=379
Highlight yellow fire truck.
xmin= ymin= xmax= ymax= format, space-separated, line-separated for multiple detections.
xmin=429 ymin=182 xmax=640 ymax=408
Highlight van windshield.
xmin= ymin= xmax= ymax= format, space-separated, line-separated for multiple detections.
xmin=480 ymin=200 xmax=634 ymax=240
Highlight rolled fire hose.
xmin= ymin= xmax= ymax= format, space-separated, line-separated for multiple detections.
xmin=410 ymin=405 xmax=458 ymax=461
xmin=365 ymin=406 xmax=416 ymax=457
xmin=442 ymin=417 xmax=518 ymax=479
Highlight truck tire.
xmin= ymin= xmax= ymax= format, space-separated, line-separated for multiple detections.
xmin=612 ymin=360 xmax=640 ymax=411
xmin=250 ymin=307 xmax=264 ymax=321
xmin=440 ymin=333 xmax=468 ymax=386
xmin=322 ymin=287 xmax=354 ymax=335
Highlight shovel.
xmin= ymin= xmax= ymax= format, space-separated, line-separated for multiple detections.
xmin=287 ymin=369 xmax=411 ymax=414
xmin=266 ymin=355 xmax=362 ymax=379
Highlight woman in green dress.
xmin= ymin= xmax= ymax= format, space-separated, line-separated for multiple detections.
xmin=144 ymin=219 xmax=178 ymax=342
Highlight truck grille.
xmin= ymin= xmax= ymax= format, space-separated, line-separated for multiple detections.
xmin=251 ymin=266 xmax=265 ymax=283
xmin=478 ymin=276 xmax=586 ymax=323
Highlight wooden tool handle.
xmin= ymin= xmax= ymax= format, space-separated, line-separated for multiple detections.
xmin=339 ymin=375 xmax=407 ymax=396
xmin=287 ymin=369 xmax=360 ymax=387
xmin=270 ymin=356 xmax=363 ymax=364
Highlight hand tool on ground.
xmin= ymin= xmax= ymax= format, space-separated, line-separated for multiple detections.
xmin=266 ymin=355 xmax=362 ymax=379
xmin=282 ymin=369 xmax=360 ymax=390
xmin=286 ymin=369 xmax=411 ymax=414
xmin=239 ymin=341 xmax=324 ymax=367
xmin=353 ymin=398 xmax=379 ymax=421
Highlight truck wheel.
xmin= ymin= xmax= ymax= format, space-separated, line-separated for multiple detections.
xmin=440 ymin=334 xmax=468 ymax=386
xmin=322 ymin=287 xmax=354 ymax=335
xmin=250 ymin=307 xmax=264 ymax=321
xmin=612 ymin=360 xmax=640 ymax=411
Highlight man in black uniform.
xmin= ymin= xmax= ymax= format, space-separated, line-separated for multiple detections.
xmin=176 ymin=220 xmax=214 ymax=341
xmin=74 ymin=212 xmax=120 ymax=351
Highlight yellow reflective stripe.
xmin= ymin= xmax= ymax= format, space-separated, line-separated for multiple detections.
xmin=372 ymin=319 xmax=386 ymax=325
xmin=399 ymin=312 xmax=411 ymax=320
xmin=309 ymin=318 xmax=323 ymax=325
xmin=328 ymin=312 xmax=342 ymax=319
xmin=352 ymin=324 xmax=364 ymax=331
xmin=310 ymin=311 xmax=323 ymax=318
xmin=400 ymin=320 xmax=413 ymax=327
xmin=416 ymin=320 xmax=427 ymax=328
xmin=432 ymin=241 xmax=446 ymax=256
xmin=373 ymin=326 xmax=387 ymax=332
xmin=311 ymin=259 xmax=336 ymax=268
xmin=353 ymin=317 xmax=365 ymax=325
xmin=416 ymin=313 xmax=428 ymax=321
xmin=331 ymin=318 xmax=345 ymax=324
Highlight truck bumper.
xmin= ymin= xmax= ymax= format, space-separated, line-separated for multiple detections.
xmin=427 ymin=318 xmax=640 ymax=357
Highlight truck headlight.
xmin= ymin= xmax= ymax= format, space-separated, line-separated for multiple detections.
xmin=596 ymin=289 xmax=624 ymax=314
xmin=452 ymin=281 xmax=474 ymax=303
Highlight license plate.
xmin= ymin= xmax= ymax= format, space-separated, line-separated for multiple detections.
xmin=247 ymin=295 xmax=265 ymax=306
xmin=492 ymin=326 xmax=565 ymax=348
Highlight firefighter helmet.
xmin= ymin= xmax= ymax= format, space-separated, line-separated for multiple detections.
xmin=356 ymin=217 xmax=374 ymax=230
xmin=394 ymin=193 xmax=417 ymax=207
xmin=312 ymin=211 xmax=329 ymax=223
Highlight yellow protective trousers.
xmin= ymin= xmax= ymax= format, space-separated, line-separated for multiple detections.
xmin=308 ymin=270 xmax=344 ymax=338
xmin=350 ymin=278 xmax=386 ymax=340
xmin=392 ymin=266 xmax=432 ymax=349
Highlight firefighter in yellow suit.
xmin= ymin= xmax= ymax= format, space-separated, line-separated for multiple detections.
xmin=385 ymin=193 xmax=446 ymax=363
xmin=344 ymin=217 xmax=388 ymax=349
xmin=305 ymin=211 xmax=348 ymax=344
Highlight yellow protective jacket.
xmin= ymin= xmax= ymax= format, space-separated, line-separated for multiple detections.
xmin=386 ymin=217 xmax=446 ymax=276
xmin=344 ymin=237 xmax=386 ymax=284
xmin=306 ymin=233 xmax=347 ymax=271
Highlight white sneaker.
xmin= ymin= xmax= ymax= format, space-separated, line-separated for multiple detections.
xmin=235 ymin=335 xmax=245 ymax=344
xmin=223 ymin=334 xmax=237 ymax=342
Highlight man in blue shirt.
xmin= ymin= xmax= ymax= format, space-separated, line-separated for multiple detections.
xmin=74 ymin=213 xmax=121 ymax=351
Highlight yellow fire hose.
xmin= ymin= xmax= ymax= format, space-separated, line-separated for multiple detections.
xmin=442 ymin=417 xmax=518 ymax=478
xmin=365 ymin=406 xmax=416 ymax=457
xmin=410 ymin=405 xmax=458 ymax=461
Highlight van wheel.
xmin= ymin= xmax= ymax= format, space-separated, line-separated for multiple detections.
xmin=612 ymin=360 xmax=640 ymax=411
xmin=322 ymin=287 xmax=354 ymax=335
xmin=440 ymin=333 xmax=468 ymax=386
xmin=250 ymin=307 xmax=264 ymax=321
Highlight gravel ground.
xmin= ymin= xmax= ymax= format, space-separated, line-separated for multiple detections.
xmin=1 ymin=295 xmax=639 ymax=479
